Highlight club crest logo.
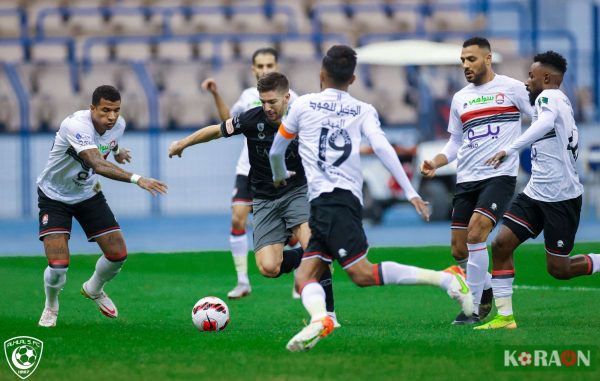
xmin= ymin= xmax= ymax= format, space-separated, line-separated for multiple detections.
xmin=4 ymin=336 xmax=43 ymax=379
xmin=495 ymin=93 xmax=505 ymax=104
xmin=41 ymin=214 xmax=48 ymax=225
xmin=557 ymin=240 xmax=564 ymax=248
xmin=256 ymin=123 xmax=265 ymax=132
xmin=491 ymin=203 xmax=497 ymax=211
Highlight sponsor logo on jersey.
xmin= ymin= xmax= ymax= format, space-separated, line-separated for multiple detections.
xmin=537 ymin=96 xmax=549 ymax=106
xmin=468 ymin=95 xmax=495 ymax=106
xmin=74 ymin=132 xmax=92 ymax=146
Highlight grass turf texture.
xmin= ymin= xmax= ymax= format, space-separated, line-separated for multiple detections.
xmin=1 ymin=243 xmax=599 ymax=381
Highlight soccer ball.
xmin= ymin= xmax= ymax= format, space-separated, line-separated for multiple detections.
xmin=14 ymin=345 xmax=37 ymax=367
xmin=191 ymin=296 xmax=230 ymax=332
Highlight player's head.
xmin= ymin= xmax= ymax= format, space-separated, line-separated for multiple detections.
xmin=257 ymin=72 xmax=290 ymax=123
xmin=460 ymin=37 xmax=493 ymax=85
xmin=526 ymin=50 xmax=567 ymax=105
xmin=251 ymin=47 xmax=279 ymax=81
xmin=320 ymin=45 xmax=356 ymax=90
xmin=90 ymin=85 xmax=121 ymax=131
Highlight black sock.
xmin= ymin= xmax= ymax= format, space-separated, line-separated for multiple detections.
xmin=278 ymin=247 xmax=303 ymax=276
xmin=319 ymin=266 xmax=335 ymax=313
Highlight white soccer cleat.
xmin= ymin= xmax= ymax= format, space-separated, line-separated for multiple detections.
xmin=286 ymin=316 xmax=335 ymax=352
xmin=227 ymin=283 xmax=251 ymax=299
xmin=81 ymin=282 xmax=118 ymax=319
xmin=38 ymin=308 xmax=58 ymax=327
xmin=327 ymin=311 xmax=342 ymax=328
xmin=444 ymin=266 xmax=474 ymax=318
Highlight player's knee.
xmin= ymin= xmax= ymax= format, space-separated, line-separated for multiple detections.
xmin=257 ymin=261 xmax=280 ymax=278
xmin=491 ymin=237 xmax=509 ymax=256
xmin=467 ymin=226 xmax=488 ymax=244
xmin=547 ymin=262 xmax=571 ymax=280
xmin=451 ymin=245 xmax=467 ymax=261
xmin=104 ymin=250 xmax=128 ymax=263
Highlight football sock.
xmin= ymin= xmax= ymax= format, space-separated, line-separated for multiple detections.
xmin=491 ymin=269 xmax=515 ymax=316
xmin=319 ymin=266 xmax=334 ymax=313
xmin=86 ymin=255 xmax=126 ymax=295
xmin=466 ymin=242 xmax=489 ymax=314
xmin=586 ymin=254 xmax=600 ymax=274
xmin=44 ymin=266 xmax=67 ymax=310
xmin=455 ymin=258 xmax=468 ymax=272
xmin=229 ymin=233 xmax=249 ymax=285
xmin=484 ymin=272 xmax=492 ymax=290
xmin=379 ymin=262 xmax=446 ymax=288
xmin=301 ymin=281 xmax=327 ymax=321
xmin=278 ymin=247 xmax=303 ymax=276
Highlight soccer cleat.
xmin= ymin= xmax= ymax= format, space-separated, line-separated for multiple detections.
xmin=479 ymin=287 xmax=493 ymax=320
xmin=443 ymin=266 xmax=474 ymax=318
xmin=452 ymin=311 xmax=480 ymax=325
xmin=81 ymin=282 xmax=118 ymax=319
xmin=227 ymin=283 xmax=251 ymax=299
xmin=327 ymin=311 xmax=342 ymax=328
xmin=286 ymin=316 xmax=335 ymax=352
xmin=474 ymin=314 xmax=517 ymax=330
xmin=38 ymin=308 xmax=58 ymax=327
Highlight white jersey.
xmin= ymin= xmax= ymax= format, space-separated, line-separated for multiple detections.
xmin=448 ymin=74 xmax=533 ymax=183
xmin=231 ymin=87 xmax=298 ymax=175
xmin=523 ymin=89 xmax=583 ymax=202
xmin=36 ymin=110 xmax=125 ymax=204
xmin=281 ymin=88 xmax=381 ymax=204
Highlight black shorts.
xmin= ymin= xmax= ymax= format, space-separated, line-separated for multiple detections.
xmin=231 ymin=174 xmax=253 ymax=205
xmin=38 ymin=188 xmax=121 ymax=242
xmin=304 ymin=188 xmax=369 ymax=270
xmin=502 ymin=193 xmax=582 ymax=256
xmin=451 ymin=175 xmax=516 ymax=229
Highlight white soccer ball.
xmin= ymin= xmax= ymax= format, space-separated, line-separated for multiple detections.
xmin=191 ymin=296 xmax=230 ymax=332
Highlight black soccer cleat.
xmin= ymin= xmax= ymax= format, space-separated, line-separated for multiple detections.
xmin=478 ymin=287 xmax=493 ymax=320
xmin=452 ymin=311 xmax=480 ymax=325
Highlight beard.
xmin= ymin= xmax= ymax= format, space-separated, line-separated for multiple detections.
xmin=528 ymin=89 xmax=541 ymax=106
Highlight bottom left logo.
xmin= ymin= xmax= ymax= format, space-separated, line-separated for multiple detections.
xmin=4 ymin=336 xmax=43 ymax=380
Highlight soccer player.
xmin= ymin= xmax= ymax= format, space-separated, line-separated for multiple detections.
xmin=201 ymin=47 xmax=299 ymax=299
xmin=476 ymin=51 xmax=600 ymax=329
xmin=37 ymin=85 xmax=168 ymax=327
xmin=269 ymin=45 xmax=473 ymax=352
xmin=420 ymin=37 xmax=533 ymax=324
xmin=169 ymin=72 xmax=338 ymax=323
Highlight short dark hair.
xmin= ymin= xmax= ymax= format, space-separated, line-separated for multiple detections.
xmin=252 ymin=47 xmax=279 ymax=64
xmin=463 ymin=36 xmax=491 ymax=51
xmin=534 ymin=50 xmax=567 ymax=74
xmin=92 ymin=85 xmax=121 ymax=105
xmin=322 ymin=45 xmax=357 ymax=85
xmin=257 ymin=72 xmax=289 ymax=93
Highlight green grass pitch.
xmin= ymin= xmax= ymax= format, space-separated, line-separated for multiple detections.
xmin=1 ymin=243 xmax=599 ymax=381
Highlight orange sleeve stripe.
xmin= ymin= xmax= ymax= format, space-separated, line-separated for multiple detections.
xmin=278 ymin=123 xmax=297 ymax=139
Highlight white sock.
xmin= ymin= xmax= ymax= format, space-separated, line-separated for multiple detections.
xmin=301 ymin=282 xmax=327 ymax=322
xmin=484 ymin=272 xmax=492 ymax=290
xmin=588 ymin=254 xmax=600 ymax=274
xmin=230 ymin=234 xmax=249 ymax=285
xmin=491 ymin=274 xmax=514 ymax=316
xmin=86 ymin=255 xmax=126 ymax=295
xmin=44 ymin=266 xmax=68 ymax=310
xmin=380 ymin=261 xmax=448 ymax=288
xmin=466 ymin=242 xmax=489 ymax=315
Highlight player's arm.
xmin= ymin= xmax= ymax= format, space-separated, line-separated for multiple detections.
xmin=269 ymin=125 xmax=296 ymax=187
xmin=486 ymin=105 xmax=557 ymax=168
xmin=367 ymin=131 xmax=430 ymax=222
xmin=168 ymin=124 xmax=223 ymax=158
xmin=201 ymin=78 xmax=231 ymax=120
xmin=420 ymin=132 xmax=461 ymax=177
xmin=78 ymin=148 xmax=167 ymax=195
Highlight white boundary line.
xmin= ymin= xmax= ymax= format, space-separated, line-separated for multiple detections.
xmin=515 ymin=285 xmax=600 ymax=292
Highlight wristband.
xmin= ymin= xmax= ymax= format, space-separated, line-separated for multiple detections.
xmin=130 ymin=174 xmax=141 ymax=184
xmin=112 ymin=147 xmax=120 ymax=156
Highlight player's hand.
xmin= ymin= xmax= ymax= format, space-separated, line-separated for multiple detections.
xmin=273 ymin=171 xmax=296 ymax=188
xmin=485 ymin=150 xmax=507 ymax=169
xmin=168 ymin=140 xmax=186 ymax=158
xmin=410 ymin=197 xmax=431 ymax=222
xmin=420 ymin=160 xmax=436 ymax=178
xmin=114 ymin=147 xmax=132 ymax=164
xmin=137 ymin=177 xmax=168 ymax=196
xmin=201 ymin=78 xmax=218 ymax=94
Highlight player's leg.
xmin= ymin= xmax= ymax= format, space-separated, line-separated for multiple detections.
xmin=38 ymin=188 xmax=73 ymax=327
xmin=286 ymin=257 xmax=334 ymax=352
xmin=75 ymin=192 xmax=124 ymax=318
xmin=542 ymin=196 xmax=600 ymax=279
xmin=228 ymin=174 xmax=253 ymax=299
xmin=475 ymin=193 xmax=541 ymax=329
xmin=465 ymin=176 xmax=516 ymax=321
